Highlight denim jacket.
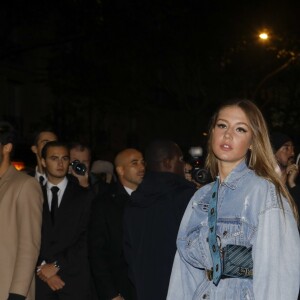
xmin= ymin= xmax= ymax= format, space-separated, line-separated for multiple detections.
xmin=167 ymin=161 xmax=300 ymax=300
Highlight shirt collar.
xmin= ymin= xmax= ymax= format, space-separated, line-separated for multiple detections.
xmin=124 ymin=186 xmax=134 ymax=195
xmin=47 ymin=176 xmax=68 ymax=191
xmin=35 ymin=166 xmax=46 ymax=180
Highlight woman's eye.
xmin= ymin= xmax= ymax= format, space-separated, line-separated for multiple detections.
xmin=236 ymin=127 xmax=247 ymax=133
xmin=216 ymin=123 xmax=226 ymax=128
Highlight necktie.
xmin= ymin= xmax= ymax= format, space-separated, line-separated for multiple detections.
xmin=39 ymin=176 xmax=45 ymax=186
xmin=208 ymin=178 xmax=222 ymax=285
xmin=50 ymin=186 xmax=59 ymax=224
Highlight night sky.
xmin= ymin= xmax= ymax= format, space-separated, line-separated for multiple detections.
xmin=1 ymin=1 xmax=300 ymax=163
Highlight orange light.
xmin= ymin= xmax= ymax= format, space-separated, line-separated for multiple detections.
xmin=12 ymin=161 xmax=25 ymax=171
xmin=259 ymin=32 xmax=269 ymax=40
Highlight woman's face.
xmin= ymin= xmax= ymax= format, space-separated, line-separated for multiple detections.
xmin=212 ymin=105 xmax=253 ymax=168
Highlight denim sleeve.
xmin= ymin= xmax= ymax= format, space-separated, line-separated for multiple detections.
xmin=167 ymin=251 xmax=188 ymax=300
xmin=167 ymin=190 xmax=208 ymax=300
xmin=253 ymin=206 xmax=300 ymax=300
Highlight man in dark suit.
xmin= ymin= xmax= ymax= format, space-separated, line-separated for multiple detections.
xmin=30 ymin=128 xmax=58 ymax=185
xmin=89 ymin=148 xmax=145 ymax=300
xmin=36 ymin=141 xmax=94 ymax=300
xmin=123 ymin=140 xmax=197 ymax=300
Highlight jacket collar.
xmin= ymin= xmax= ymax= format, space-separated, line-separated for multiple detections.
xmin=221 ymin=160 xmax=252 ymax=190
xmin=0 ymin=165 xmax=16 ymax=181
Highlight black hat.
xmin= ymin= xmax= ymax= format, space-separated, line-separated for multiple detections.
xmin=270 ymin=132 xmax=291 ymax=153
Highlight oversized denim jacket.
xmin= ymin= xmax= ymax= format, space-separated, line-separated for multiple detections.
xmin=167 ymin=161 xmax=300 ymax=300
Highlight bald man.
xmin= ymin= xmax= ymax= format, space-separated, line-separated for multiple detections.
xmin=114 ymin=148 xmax=145 ymax=193
xmin=88 ymin=148 xmax=145 ymax=300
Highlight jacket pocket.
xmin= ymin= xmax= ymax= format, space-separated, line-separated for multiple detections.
xmin=217 ymin=218 xmax=246 ymax=246
xmin=183 ymin=223 xmax=211 ymax=269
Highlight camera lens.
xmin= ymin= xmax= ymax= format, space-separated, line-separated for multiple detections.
xmin=192 ymin=168 xmax=210 ymax=185
xmin=71 ymin=160 xmax=87 ymax=176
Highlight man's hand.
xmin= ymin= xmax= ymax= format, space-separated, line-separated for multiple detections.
xmin=70 ymin=168 xmax=90 ymax=188
xmin=287 ymin=163 xmax=299 ymax=188
xmin=46 ymin=274 xmax=65 ymax=291
xmin=37 ymin=263 xmax=59 ymax=282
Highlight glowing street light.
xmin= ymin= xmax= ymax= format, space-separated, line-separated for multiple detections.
xmin=259 ymin=32 xmax=269 ymax=40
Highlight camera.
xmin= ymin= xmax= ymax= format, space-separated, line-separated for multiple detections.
xmin=70 ymin=160 xmax=87 ymax=176
xmin=187 ymin=146 xmax=211 ymax=185
xmin=190 ymin=158 xmax=211 ymax=185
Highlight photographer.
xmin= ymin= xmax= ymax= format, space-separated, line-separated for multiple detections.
xmin=68 ymin=142 xmax=109 ymax=196
xmin=184 ymin=162 xmax=203 ymax=189
xmin=184 ymin=146 xmax=212 ymax=189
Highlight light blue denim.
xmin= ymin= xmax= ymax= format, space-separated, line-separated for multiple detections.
xmin=167 ymin=161 xmax=300 ymax=300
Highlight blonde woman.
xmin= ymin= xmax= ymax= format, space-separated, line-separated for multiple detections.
xmin=167 ymin=99 xmax=300 ymax=300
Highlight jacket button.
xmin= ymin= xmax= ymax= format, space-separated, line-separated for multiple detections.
xmin=203 ymin=294 xmax=207 ymax=299
xmin=223 ymin=230 xmax=228 ymax=236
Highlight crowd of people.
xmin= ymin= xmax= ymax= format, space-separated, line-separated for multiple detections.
xmin=0 ymin=98 xmax=299 ymax=300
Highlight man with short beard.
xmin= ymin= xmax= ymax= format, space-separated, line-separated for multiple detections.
xmin=89 ymin=148 xmax=145 ymax=300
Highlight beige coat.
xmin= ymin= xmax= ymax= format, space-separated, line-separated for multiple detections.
xmin=0 ymin=166 xmax=43 ymax=300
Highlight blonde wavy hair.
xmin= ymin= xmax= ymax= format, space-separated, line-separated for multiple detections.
xmin=205 ymin=99 xmax=299 ymax=223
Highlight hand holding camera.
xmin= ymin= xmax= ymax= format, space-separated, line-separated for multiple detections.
xmin=186 ymin=146 xmax=212 ymax=187
xmin=70 ymin=160 xmax=89 ymax=188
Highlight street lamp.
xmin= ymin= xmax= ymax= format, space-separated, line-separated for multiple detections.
xmin=259 ymin=32 xmax=269 ymax=41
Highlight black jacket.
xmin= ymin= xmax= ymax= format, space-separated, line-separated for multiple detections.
xmin=68 ymin=173 xmax=110 ymax=197
xmin=88 ymin=182 xmax=136 ymax=300
xmin=37 ymin=180 xmax=94 ymax=300
xmin=123 ymin=171 xmax=197 ymax=300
